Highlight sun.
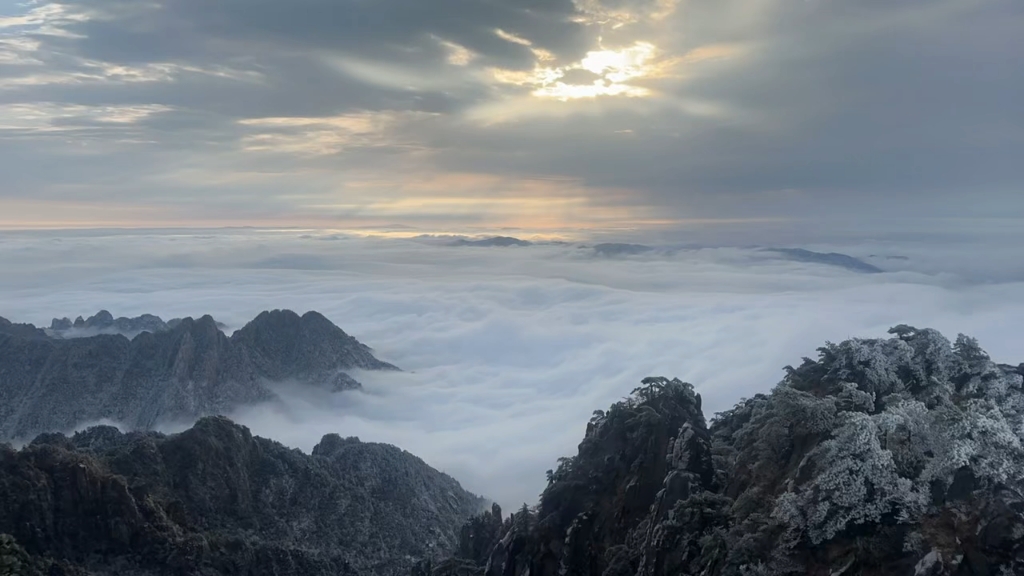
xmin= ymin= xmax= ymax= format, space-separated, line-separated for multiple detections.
xmin=489 ymin=41 xmax=661 ymax=101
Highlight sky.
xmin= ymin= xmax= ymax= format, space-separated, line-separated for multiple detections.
xmin=0 ymin=0 xmax=1021 ymax=231
xmin=2 ymin=228 xmax=1024 ymax=509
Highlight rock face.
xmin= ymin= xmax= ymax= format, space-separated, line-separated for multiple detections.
xmin=0 ymin=416 xmax=485 ymax=576
xmin=0 ymin=310 xmax=397 ymax=440
xmin=424 ymin=327 xmax=1024 ymax=576
xmin=231 ymin=309 xmax=393 ymax=389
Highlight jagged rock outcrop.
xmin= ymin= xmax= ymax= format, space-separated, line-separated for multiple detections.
xmin=427 ymin=327 xmax=1024 ymax=576
xmin=0 ymin=309 xmax=398 ymax=440
xmin=47 ymin=311 xmax=176 ymax=337
xmin=231 ymin=309 xmax=393 ymax=389
xmin=0 ymin=416 xmax=484 ymax=576
xmin=46 ymin=311 xmax=232 ymax=339
xmin=0 ymin=317 xmax=48 ymax=341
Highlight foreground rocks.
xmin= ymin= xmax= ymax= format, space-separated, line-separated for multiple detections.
xmin=3 ymin=322 xmax=1022 ymax=575
xmin=424 ymin=327 xmax=1024 ymax=576
xmin=0 ymin=416 xmax=484 ymax=576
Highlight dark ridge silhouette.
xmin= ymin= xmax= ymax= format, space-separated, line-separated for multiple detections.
xmin=589 ymin=243 xmax=655 ymax=257
xmin=0 ymin=416 xmax=484 ymax=576
xmin=764 ymin=247 xmax=884 ymax=273
xmin=47 ymin=310 xmax=228 ymax=338
xmin=451 ymin=236 xmax=532 ymax=247
xmin=0 ymin=309 xmax=397 ymax=440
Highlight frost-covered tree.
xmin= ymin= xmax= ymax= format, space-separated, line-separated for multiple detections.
xmin=819 ymin=337 xmax=915 ymax=399
xmin=835 ymin=381 xmax=875 ymax=413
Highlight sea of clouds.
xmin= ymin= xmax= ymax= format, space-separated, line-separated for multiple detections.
xmin=1 ymin=225 xmax=1023 ymax=509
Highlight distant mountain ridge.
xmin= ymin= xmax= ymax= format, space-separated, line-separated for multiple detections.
xmin=46 ymin=310 xmax=229 ymax=339
xmin=763 ymin=247 xmax=884 ymax=273
xmin=409 ymin=235 xmax=533 ymax=247
xmin=588 ymin=243 xmax=656 ymax=257
xmin=0 ymin=309 xmax=397 ymax=440
xmin=451 ymin=236 xmax=532 ymax=247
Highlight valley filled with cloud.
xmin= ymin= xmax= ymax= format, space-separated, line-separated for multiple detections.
xmin=2 ymin=226 xmax=1023 ymax=508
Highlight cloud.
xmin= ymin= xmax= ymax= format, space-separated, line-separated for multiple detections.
xmin=0 ymin=0 xmax=1018 ymax=228
xmin=2 ymin=227 xmax=1023 ymax=509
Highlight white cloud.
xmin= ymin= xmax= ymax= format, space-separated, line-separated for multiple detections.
xmin=1 ymin=228 xmax=1022 ymax=509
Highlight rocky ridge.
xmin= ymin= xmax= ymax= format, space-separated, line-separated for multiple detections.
xmin=421 ymin=327 xmax=1024 ymax=576
xmin=46 ymin=311 xmax=229 ymax=339
xmin=0 ymin=309 xmax=397 ymax=440
xmin=0 ymin=416 xmax=485 ymax=575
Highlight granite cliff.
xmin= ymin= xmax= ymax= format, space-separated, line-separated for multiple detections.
xmin=421 ymin=327 xmax=1024 ymax=576
xmin=0 ymin=309 xmax=397 ymax=440
xmin=0 ymin=416 xmax=483 ymax=575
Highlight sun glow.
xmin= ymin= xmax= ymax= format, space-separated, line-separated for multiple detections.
xmin=580 ymin=42 xmax=656 ymax=82
xmin=489 ymin=41 xmax=661 ymax=101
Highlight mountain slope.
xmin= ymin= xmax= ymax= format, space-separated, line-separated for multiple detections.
xmin=0 ymin=310 xmax=397 ymax=440
xmin=0 ymin=416 xmax=484 ymax=576
xmin=424 ymin=327 xmax=1024 ymax=576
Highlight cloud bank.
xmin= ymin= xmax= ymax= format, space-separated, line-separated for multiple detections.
xmin=2 ymin=227 xmax=1023 ymax=508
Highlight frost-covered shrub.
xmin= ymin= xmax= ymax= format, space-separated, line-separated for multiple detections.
xmin=773 ymin=387 xmax=838 ymax=437
xmin=874 ymin=399 xmax=932 ymax=478
xmin=924 ymin=398 xmax=1024 ymax=485
xmin=772 ymin=413 xmax=926 ymax=544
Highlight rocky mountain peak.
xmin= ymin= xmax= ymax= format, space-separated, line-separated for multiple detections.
xmin=0 ymin=417 xmax=486 ymax=576
xmin=174 ymin=313 xmax=227 ymax=342
xmin=236 ymin=309 xmax=342 ymax=344
xmin=312 ymin=432 xmax=363 ymax=458
xmin=233 ymin=308 xmax=397 ymax=382
xmin=422 ymin=327 xmax=1024 ymax=576
xmin=87 ymin=310 xmax=115 ymax=327
xmin=0 ymin=309 xmax=399 ymax=440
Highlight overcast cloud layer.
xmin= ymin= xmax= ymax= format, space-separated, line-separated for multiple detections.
xmin=0 ymin=0 xmax=1021 ymax=229
xmin=2 ymin=228 xmax=1023 ymax=508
